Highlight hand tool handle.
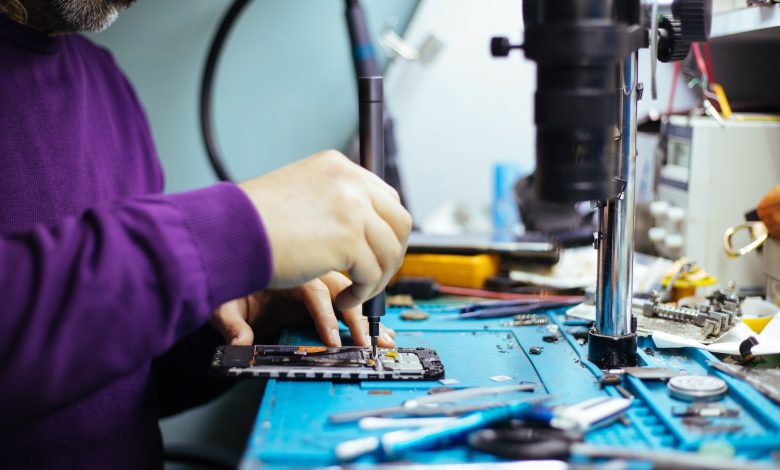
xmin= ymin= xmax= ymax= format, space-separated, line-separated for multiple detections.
xmin=358 ymin=77 xmax=386 ymax=336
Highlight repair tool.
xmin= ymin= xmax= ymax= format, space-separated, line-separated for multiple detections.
xmin=429 ymin=296 xmax=583 ymax=314
xmin=436 ymin=299 xmax=582 ymax=320
xmin=329 ymin=384 xmax=536 ymax=424
xmin=337 ymin=395 xmax=631 ymax=461
xmin=469 ymin=427 xmax=767 ymax=470
xmin=358 ymin=75 xmax=386 ymax=360
xmin=541 ymin=396 xmax=633 ymax=433
xmin=335 ymin=396 xmax=548 ymax=460
xmin=672 ymin=403 xmax=740 ymax=418
xmin=708 ymin=361 xmax=780 ymax=404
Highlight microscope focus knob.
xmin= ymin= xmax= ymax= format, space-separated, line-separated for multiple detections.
xmin=673 ymin=0 xmax=713 ymax=41
xmin=657 ymin=16 xmax=689 ymax=62
xmin=490 ymin=36 xmax=522 ymax=57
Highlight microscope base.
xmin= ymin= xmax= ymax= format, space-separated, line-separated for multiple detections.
xmin=587 ymin=329 xmax=638 ymax=369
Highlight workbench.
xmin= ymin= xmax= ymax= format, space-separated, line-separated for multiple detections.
xmin=238 ymin=301 xmax=780 ymax=469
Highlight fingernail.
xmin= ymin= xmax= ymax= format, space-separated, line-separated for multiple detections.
xmin=381 ymin=332 xmax=395 ymax=347
xmin=330 ymin=328 xmax=342 ymax=347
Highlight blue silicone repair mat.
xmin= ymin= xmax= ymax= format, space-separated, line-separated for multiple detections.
xmin=239 ymin=303 xmax=780 ymax=469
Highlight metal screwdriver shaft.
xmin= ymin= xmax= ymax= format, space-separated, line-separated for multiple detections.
xmin=358 ymin=76 xmax=386 ymax=360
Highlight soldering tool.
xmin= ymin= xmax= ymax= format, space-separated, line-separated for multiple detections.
xmin=358 ymin=75 xmax=386 ymax=360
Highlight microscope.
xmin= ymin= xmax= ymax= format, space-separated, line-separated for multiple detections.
xmin=493 ymin=0 xmax=711 ymax=368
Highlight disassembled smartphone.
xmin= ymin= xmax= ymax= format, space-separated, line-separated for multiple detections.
xmin=211 ymin=345 xmax=445 ymax=381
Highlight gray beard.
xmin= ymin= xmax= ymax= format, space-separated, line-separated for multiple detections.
xmin=49 ymin=0 xmax=135 ymax=32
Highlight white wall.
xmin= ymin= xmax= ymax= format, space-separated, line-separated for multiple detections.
xmin=386 ymin=0 xmax=697 ymax=225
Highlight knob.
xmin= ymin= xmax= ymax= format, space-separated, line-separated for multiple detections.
xmin=673 ymin=0 xmax=712 ymax=41
xmin=490 ymin=36 xmax=522 ymax=57
xmin=657 ymin=15 xmax=689 ymax=62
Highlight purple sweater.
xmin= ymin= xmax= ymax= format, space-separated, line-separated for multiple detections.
xmin=0 ymin=15 xmax=273 ymax=469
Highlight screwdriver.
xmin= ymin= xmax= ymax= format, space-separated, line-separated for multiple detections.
xmin=358 ymin=76 xmax=385 ymax=360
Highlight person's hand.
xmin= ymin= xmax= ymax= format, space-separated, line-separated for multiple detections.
xmin=211 ymin=271 xmax=396 ymax=348
xmin=238 ymin=151 xmax=412 ymax=311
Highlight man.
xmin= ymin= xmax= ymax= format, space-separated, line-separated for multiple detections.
xmin=0 ymin=0 xmax=412 ymax=468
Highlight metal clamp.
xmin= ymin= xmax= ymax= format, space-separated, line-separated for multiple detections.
xmin=723 ymin=221 xmax=768 ymax=258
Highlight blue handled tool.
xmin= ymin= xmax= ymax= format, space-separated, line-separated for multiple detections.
xmin=335 ymin=396 xmax=548 ymax=460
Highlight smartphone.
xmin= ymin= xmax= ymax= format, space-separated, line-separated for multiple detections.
xmin=211 ymin=345 xmax=445 ymax=381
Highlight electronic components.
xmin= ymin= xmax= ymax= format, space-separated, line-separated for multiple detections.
xmin=634 ymin=285 xmax=741 ymax=338
xmin=211 ymin=345 xmax=444 ymax=381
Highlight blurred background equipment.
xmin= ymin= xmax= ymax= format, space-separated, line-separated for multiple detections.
xmin=649 ymin=115 xmax=780 ymax=289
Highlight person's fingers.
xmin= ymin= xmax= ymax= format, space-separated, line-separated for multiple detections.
xmin=340 ymin=303 xmax=369 ymax=346
xmin=319 ymin=272 xmax=370 ymax=346
xmin=363 ymin=213 xmax=405 ymax=296
xmin=334 ymin=242 xmax=383 ymax=311
xmin=211 ymin=299 xmax=255 ymax=345
xmin=299 ymin=278 xmax=342 ymax=347
xmin=320 ymin=271 xmax=396 ymax=348
xmin=369 ymin=187 xmax=413 ymax=244
xmin=378 ymin=323 xmax=396 ymax=348
xmin=362 ymin=168 xmax=401 ymax=202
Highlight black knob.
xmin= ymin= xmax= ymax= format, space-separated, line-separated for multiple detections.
xmin=673 ymin=0 xmax=712 ymax=41
xmin=491 ymin=36 xmax=522 ymax=57
xmin=657 ymin=15 xmax=690 ymax=62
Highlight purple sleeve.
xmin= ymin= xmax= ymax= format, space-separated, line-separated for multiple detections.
xmin=0 ymin=182 xmax=272 ymax=431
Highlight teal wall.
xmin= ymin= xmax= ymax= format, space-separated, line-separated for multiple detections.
xmin=91 ymin=0 xmax=418 ymax=192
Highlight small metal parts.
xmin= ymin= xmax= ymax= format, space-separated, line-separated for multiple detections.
xmin=623 ymin=367 xmax=679 ymax=380
xmin=399 ymin=309 xmax=430 ymax=321
xmin=667 ymin=375 xmax=728 ymax=401
xmin=386 ymin=294 xmax=415 ymax=308
xmin=501 ymin=314 xmax=549 ymax=327
xmin=635 ymin=284 xmax=741 ymax=338
xmin=739 ymin=336 xmax=759 ymax=361
xmin=599 ymin=374 xmax=622 ymax=388
xmin=672 ymin=403 xmax=740 ymax=418
xmin=529 ymin=346 xmax=544 ymax=355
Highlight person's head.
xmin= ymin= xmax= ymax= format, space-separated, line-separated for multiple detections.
xmin=2 ymin=0 xmax=136 ymax=33
xmin=48 ymin=0 xmax=136 ymax=32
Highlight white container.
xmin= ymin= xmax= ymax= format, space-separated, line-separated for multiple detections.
xmin=763 ymin=238 xmax=780 ymax=306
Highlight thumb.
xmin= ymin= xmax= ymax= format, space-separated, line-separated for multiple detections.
xmin=211 ymin=300 xmax=255 ymax=345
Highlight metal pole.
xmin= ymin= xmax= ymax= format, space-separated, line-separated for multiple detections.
xmin=589 ymin=52 xmax=639 ymax=367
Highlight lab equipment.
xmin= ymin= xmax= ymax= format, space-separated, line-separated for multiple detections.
xmin=652 ymin=115 xmax=780 ymax=288
xmin=493 ymin=0 xmax=713 ymax=369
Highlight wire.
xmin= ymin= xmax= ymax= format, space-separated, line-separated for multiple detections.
xmin=199 ymin=0 xmax=251 ymax=182
xmin=667 ymin=61 xmax=680 ymax=115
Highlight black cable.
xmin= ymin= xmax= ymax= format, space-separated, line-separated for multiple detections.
xmin=199 ymin=0 xmax=251 ymax=182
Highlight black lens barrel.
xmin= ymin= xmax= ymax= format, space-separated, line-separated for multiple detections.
xmin=524 ymin=0 xmax=631 ymax=203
